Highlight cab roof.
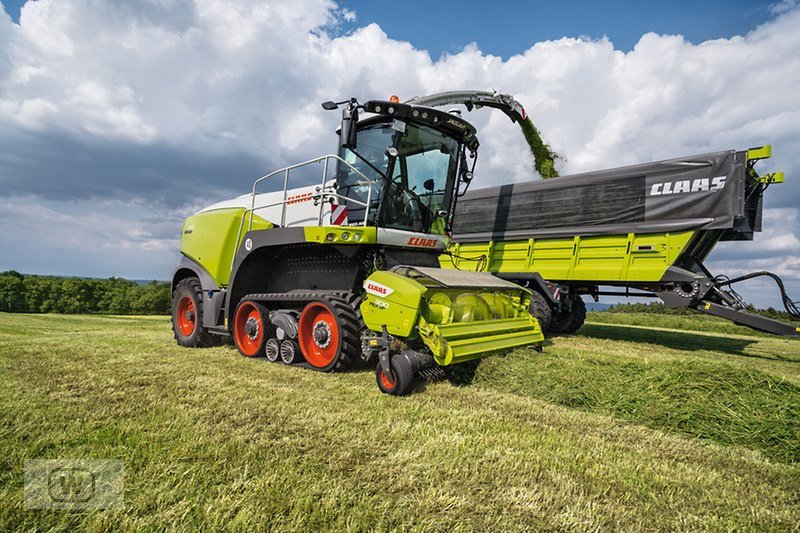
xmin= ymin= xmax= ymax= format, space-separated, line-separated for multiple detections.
xmin=358 ymin=100 xmax=479 ymax=150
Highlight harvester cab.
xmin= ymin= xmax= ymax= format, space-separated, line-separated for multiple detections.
xmin=171 ymin=95 xmax=544 ymax=395
xmin=325 ymin=97 xmax=479 ymax=238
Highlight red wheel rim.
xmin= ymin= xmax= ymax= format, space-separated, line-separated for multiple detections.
xmin=298 ymin=302 xmax=340 ymax=369
xmin=176 ymin=296 xmax=196 ymax=336
xmin=379 ymin=370 xmax=396 ymax=390
xmin=233 ymin=301 xmax=264 ymax=357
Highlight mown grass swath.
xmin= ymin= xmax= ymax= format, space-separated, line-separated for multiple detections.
xmin=0 ymin=312 xmax=798 ymax=530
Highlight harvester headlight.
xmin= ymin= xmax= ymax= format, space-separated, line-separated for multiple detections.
xmin=353 ymin=233 xmax=361 ymax=241
xmin=388 ymin=106 xmax=395 ymax=114
xmin=326 ymin=233 xmax=336 ymax=242
xmin=341 ymin=231 xmax=350 ymax=241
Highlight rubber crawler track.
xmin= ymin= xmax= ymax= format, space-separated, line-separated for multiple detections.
xmin=241 ymin=291 xmax=361 ymax=372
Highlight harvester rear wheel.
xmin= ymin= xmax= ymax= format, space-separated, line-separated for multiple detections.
xmin=528 ymin=291 xmax=553 ymax=332
xmin=375 ymin=355 xmax=414 ymax=396
xmin=232 ymin=300 xmax=271 ymax=357
xmin=548 ymin=296 xmax=586 ymax=334
xmin=172 ymin=277 xmax=218 ymax=348
xmin=297 ymin=296 xmax=359 ymax=372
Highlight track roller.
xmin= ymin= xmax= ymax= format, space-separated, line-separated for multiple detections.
xmin=280 ymin=339 xmax=302 ymax=364
xmin=265 ymin=338 xmax=281 ymax=362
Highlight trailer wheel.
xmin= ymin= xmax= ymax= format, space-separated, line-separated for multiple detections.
xmin=233 ymin=300 xmax=271 ymax=357
xmin=297 ymin=297 xmax=359 ymax=372
xmin=549 ymin=296 xmax=587 ymax=334
xmin=375 ymin=355 xmax=414 ymax=396
xmin=172 ymin=277 xmax=219 ymax=348
xmin=528 ymin=291 xmax=553 ymax=332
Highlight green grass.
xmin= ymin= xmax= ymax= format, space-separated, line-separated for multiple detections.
xmin=1 ymin=312 xmax=798 ymax=530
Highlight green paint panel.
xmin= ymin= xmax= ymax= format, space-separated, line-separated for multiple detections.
xmin=360 ymin=271 xmax=426 ymax=338
xmin=180 ymin=208 xmax=272 ymax=287
xmin=445 ymin=231 xmax=696 ymax=282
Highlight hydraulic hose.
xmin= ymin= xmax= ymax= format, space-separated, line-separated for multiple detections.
xmin=715 ymin=271 xmax=800 ymax=318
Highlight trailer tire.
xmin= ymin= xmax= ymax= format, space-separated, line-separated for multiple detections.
xmin=172 ymin=277 xmax=219 ymax=348
xmin=528 ymin=291 xmax=553 ymax=332
xmin=549 ymin=296 xmax=586 ymax=334
xmin=375 ymin=354 xmax=414 ymax=396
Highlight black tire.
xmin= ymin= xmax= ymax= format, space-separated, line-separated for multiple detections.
xmin=548 ymin=296 xmax=587 ymax=334
xmin=375 ymin=354 xmax=415 ymax=396
xmin=297 ymin=295 xmax=360 ymax=372
xmin=528 ymin=291 xmax=553 ymax=332
xmin=172 ymin=277 xmax=219 ymax=347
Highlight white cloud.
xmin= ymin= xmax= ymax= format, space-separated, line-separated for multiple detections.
xmin=770 ymin=0 xmax=798 ymax=15
xmin=0 ymin=0 xmax=798 ymax=309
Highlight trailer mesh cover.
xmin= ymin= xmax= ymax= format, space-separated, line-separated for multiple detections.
xmin=452 ymin=150 xmax=746 ymax=241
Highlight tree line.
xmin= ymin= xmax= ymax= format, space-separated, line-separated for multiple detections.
xmin=2 ymin=269 xmax=795 ymax=322
xmin=0 ymin=271 xmax=170 ymax=315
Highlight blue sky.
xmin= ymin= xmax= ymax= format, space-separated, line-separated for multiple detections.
xmin=337 ymin=0 xmax=777 ymax=57
xmin=0 ymin=0 xmax=798 ymax=310
xmin=2 ymin=0 xmax=780 ymax=55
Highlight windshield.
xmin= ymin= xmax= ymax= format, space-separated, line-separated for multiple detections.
xmin=336 ymin=122 xmax=460 ymax=235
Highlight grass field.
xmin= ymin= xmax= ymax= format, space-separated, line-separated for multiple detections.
xmin=1 ymin=311 xmax=798 ymax=530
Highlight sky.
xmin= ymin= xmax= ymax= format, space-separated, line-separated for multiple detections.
xmin=0 ymin=0 xmax=798 ymax=310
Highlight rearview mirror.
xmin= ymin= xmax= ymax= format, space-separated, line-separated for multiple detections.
xmin=423 ymin=178 xmax=435 ymax=191
xmin=340 ymin=106 xmax=359 ymax=150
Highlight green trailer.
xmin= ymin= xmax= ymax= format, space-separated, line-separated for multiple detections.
xmin=407 ymin=92 xmax=798 ymax=337
xmin=443 ymin=144 xmax=797 ymax=336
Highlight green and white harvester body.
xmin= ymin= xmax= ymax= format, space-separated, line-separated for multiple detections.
xmin=171 ymin=97 xmax=543 ymax=395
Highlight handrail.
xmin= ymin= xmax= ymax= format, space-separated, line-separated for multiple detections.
xmin=230 ymin=154 xmax=378 ymax=270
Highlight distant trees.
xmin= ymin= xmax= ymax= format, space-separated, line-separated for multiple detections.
xmin=0 ymin=271 xmax=170 ymax=315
